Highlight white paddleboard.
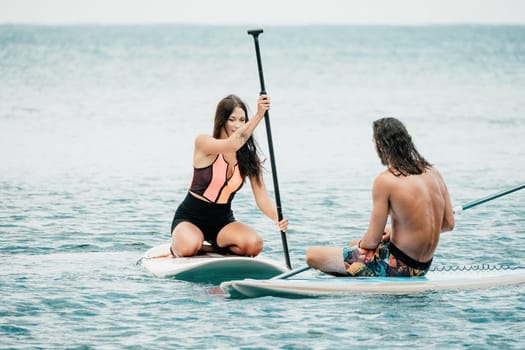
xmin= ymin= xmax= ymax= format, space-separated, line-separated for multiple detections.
xmin=138 ymin=243 xmax=288 ymax=283
xmin=220 ymin=268 xmax=525 ymax=298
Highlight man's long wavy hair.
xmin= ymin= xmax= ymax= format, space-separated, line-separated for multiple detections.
xmin=373 ymin=117 xmax=431 ymax=176
xmin=213 ymin=94 xmax=262 ymax=185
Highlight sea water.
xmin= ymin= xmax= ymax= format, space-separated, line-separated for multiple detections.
xmin=1 ymin=25 xmax=524 ymax=349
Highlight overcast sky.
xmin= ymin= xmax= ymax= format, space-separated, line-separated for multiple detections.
xmin=1 ymin=0 xmax=525 ymax=25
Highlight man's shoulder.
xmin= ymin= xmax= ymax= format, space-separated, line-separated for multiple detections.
xmin=374 ymin=168 xmax=430 ymax=188
xmin=373 ymin=170 xmax=397 ymax=189
xmin=376 ymin=168 xmax=402 ymax=181
xmin=374 ymin=169 xmax=389 ymax=180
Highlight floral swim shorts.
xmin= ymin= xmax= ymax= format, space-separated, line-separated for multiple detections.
xmin=342 ymin=241 xmax=432 ymax=277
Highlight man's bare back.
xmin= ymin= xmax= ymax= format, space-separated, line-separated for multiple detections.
xmin=306 ymin=117 xmax=455 ymax=277
xmin=380 ymin=166 xmax=455 ymax=263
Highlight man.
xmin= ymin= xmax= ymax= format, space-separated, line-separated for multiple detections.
xmin=306 ymin=117 xmax=455 ymax=277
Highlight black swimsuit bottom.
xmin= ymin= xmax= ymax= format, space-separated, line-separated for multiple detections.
xmin=171 ymin=192 xmax=236 ymax=244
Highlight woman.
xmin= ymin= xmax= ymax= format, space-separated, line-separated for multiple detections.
xmin=171 ymin=94 xmax=288 ymax=257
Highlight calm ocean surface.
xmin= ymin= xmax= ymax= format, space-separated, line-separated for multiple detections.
xmin=1 ymin=25 xmax=524 ymax=349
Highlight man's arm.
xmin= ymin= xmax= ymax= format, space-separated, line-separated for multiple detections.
xmin=358 ymin=174 xmax=390 ymax=249
xmin=436 ymin=170 xmax=455 ymax=233
xmin=441 ymin=183 xmax=455 ymax=232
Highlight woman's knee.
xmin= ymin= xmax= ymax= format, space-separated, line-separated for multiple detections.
xmin=244 ymin=235 xmax=263 ymax=256
xmin=217 ymin=223 xmax=263 ymax=256
xmin=171 ymin=223 xmax=203 ymax=257
xmin=230 ymin=234 xmax=263 ymax=256
xmin=173 ymin=244 xmax=200 ymax=257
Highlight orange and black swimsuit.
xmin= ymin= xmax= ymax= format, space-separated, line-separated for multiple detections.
xmin=171 ymin=154 xmax=245 ymax=244
xmin=189 ymin=154 xmax=244 ymax=204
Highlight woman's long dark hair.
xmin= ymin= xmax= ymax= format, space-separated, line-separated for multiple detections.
xmin=213 ymin=94 xmax=262 ymax=184
xmin=373 ymin=117 xmax=431 ymax=176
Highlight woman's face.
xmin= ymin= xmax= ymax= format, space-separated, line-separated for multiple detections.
xmin=223 ymin=106 xmax=246 ymax=136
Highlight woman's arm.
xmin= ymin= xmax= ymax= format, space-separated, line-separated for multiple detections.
xmin=250 ymin=174 xmax=288 ymax=232
xmin=195 ymin=95 xmax=270 ymax=156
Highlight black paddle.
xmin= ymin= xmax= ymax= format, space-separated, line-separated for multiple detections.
xmin=274 ymin=183 xmax=525 ymax=279
xmin=247 ymin=29 xmax=292 ymax=269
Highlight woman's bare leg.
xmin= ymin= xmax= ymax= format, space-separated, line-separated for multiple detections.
xmin=171 ymin=222 xmax=205 ymax=257
xmin=216 ymin=222 xmax=263 ymax=256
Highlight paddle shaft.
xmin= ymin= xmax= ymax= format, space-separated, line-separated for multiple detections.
xmin=272 ymin=265 xmax=311 ymax=279
xmin=248 ymin=29 xmax=291 ymax=269
xmin=454 ymin=183 xmax=524 ymax=214
xmin=280 ymin=183 xmax=525 ymax=279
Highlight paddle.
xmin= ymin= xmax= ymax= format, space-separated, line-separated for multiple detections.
xmin=275 ymin=183 xmax=525 ymax=279
xmin=453 ymin=183 xmax=524 ymax=214
xmin=248 ymin=29 xmax=292 ymax=269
